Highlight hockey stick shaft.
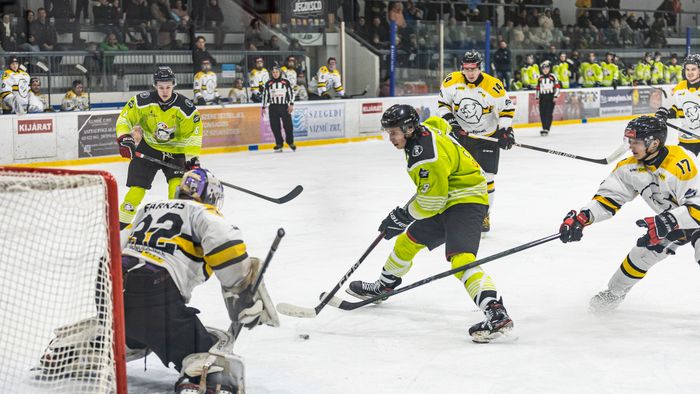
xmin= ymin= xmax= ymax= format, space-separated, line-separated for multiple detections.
xmin=276 ymin=196 xmax=415 ymax=318
xmin=330 ymin=233 xmax=561 ymax=310
xmin=665 ymin=121 xmax=700 ymax=139
xmin=346 ymin=89 xmax=368 ymax=99
xmin=133 ymin=152 xmax=303 ymax=204
xmin=468 ymin=134 xmax=625 ymax=164
xmin=234 ymin=227 xmax=285 ymax=339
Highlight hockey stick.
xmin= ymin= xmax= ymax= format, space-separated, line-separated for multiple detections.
xmin=234 ymin=227 xmax=285 ymax=339
xmin=652 ymin=86 xmax=668 ymax=99
xmin=133 ymin=152 xmax=304 ymax=204
xmin=276 ymin=195 xmax=416 ymax=318
xmin=468 ymin=134 xmax=628 ymax=165
xmin=343 ymin=89 xmax=368 ymax=99
xmin=324 ymin=233 xmax=561 ymax=311
xmin=665 ymin=121 xmax=700 ymax=140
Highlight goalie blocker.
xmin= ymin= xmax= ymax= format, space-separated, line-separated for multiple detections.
xmin=36 ymin=168 xmax=280 ymax=393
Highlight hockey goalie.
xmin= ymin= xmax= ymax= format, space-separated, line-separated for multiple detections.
xmin=34 ymin=168 xmax=280 ymax=393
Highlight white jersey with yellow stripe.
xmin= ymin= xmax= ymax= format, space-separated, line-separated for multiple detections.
xmin=121 ymin=199 xmax=250 ymax=302
xmin=582 ymin=146 xmax=700 ymax=230
xmin=437 ymin=71 xmax=514 ymax=137
xmin=670 ymin=80 xmax=700 ymax=144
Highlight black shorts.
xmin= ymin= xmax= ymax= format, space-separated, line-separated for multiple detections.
xmin=126 ymin=141 xmax=186 ymax=189
xmin=406 ymin=203 xmax=488 ymax=259
xmin=122 ymin=256 xmax=213 ymax=371
xmin=679 ymin=142 xmax=700 ymax=156
xmin=457 ymin=134 xmax=500 ymax=174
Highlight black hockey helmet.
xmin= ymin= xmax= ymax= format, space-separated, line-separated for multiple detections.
xmin=175 ymin=168 xmax=225 ymax=209
xmin=381 ymin=104 xmax=420 ymax=135
xmin=8 ymin=56 xmax=18 ymax=64
xmin=683 ymin=53 xmax=700 ymax=69
xmin=624 ymin=115 xmax=667 ymax=147
xmin=462 ymin=50 xmax=483 ymax=68
xmin=153 ymin=66 xmax=177 ymax=86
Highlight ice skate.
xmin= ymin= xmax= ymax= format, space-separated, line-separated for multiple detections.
xmin=346 ymin=275 xmax=401 ymax=304
xmin=540 ymin=129 xmax=549 ymax=136
xmin=589 ymin=289 xmax=626 ymax=312
xmin=469 ymin=299 xmax=513 ymax=343
xmin=273 ymin=145 xmax=283 ymax=152
xmin=289 ymin=143 xmax=297 ymax=151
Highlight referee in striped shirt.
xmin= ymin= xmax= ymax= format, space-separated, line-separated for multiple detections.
xmin=262 ymin=62 xmax=296 ymax=152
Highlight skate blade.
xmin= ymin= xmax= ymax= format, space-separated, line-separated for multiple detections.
xmin=470 ymin=322 xmax=515 ymax=344
xmin=344 ymin=288 xmax=385 ymax=304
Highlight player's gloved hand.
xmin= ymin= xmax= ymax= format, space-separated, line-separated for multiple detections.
xmin=636 ymin=211 xmax=678 ymax=247
xmin=185 ymin=156 xmax=200 ymax=170
xmin=496 ymin=126 xmax=515 ymax=150
xmin=655 ymin=107 xmax=671 ymax=123
xmin=251 ymin=93 xmax=262 ymax=103
xmin=379 ymin=206 xmax=415 ymax=240
xmin=195 ymin=96 xmax=206 ymax=106
xmin=559 ymin=209 xmax=591 ymax=243
xmin=213 ymin=96 xmax=221 ymax=105
xmin=117 ymin=134 xmax=136 ymax=159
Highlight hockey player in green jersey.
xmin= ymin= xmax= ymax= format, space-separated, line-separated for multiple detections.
xmin=116 ymin=66 xmax=203 ymax=229
xmin=347 ymin=104 xmax=514 ymax=343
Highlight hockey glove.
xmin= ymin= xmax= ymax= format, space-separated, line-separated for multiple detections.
xmin=185 ymin=156 xmax=200 ymax=170
xmin=213 ymin=96 xmax=221 ymax=105
xmin=636 ymin=211 xmax=678 ymax=247
xmin=559 ymin=209 xmax=591 ymax=243
xmin=195 ymin=96 xmax=206 ymax=106
xmin=496 ymin=126 xmax=515 ymax=150
xmin=117 ymin=134 xmax=136 ymax=159
xmin=655 ymin=107 xmax=672 ymax=123
xmin=379 ymin=206 xmax=415 ymax=240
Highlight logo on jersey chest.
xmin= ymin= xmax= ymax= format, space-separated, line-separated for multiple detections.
xmin=682 ymin=101 xmax=700 ymax=128
xmin=155 ymin=121 xmax=175 ymax=142
xmin=456 ymin=97 xmax=493 ymax=124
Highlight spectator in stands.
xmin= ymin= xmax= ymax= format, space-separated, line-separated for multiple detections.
xmin=18 ymin=33 xmax=40 ymax=53
xmin=100 ymin=32 xmax=127 ymax=84
xmin=61 ymin=79 xmax=89 ymax=111
xmin=83 ymin=41 xmax=104 ymax=80
xmin=51 ymin=0 xmax=80 ymax=46
xmin=539 ymin=9 xmax=554 ymax=30
xmin=404 ymin=0 xmax=424 ymax=22
xmin=228 ymin=77 xmax=248 ymax=103
xmin=30 ymin=8 xmax=57 ymax=52
xmin=170 ymin=0 xmax=191 ymax=32
xmin=364 ymin=1 xmax=386 ymax=21
xmin=368 ymin=15 xmax=389 ymax=49
xmin=529 ymin=25 xmax=553 ymax=49
xmin=204 ymin=0 xmax=226 ymax=49
xmin=387 ymin=2 xmax=406 ymax=30
xmin=28 ymin=77 xmax=49 ymax=113
xmin=75 ymin=0 xmax=89 ymax=23
xmin=544 ymin=45 xmax=558 ymax=64
xmin=1 ymin=13 xmax=17 ymax=51
xmin=150 ymin=0 xmax=177 ymax=49
xmin=288 ymin=38 xmax=306 ymax=69
xmin=493 ymin=40 xmax=512 ymax=89
xmin=244 ymin=18 xmax=265 ymax=49
xmin=94 ymin=0 xmax=124 ymax=43
xmin=17 ymin=9 xmax=34 ymax=44
xmin=125 ymin=0 xmax=152 ymax=48
xmin=649 ymin=13 xmax=667 ymax=48
xmin=354 ymin=16 xmax=370 ymax=41
xmin=192 ymin=36 xmax=216 ymax=73
xmin=552 ymin=8 xmax=563 ymax=28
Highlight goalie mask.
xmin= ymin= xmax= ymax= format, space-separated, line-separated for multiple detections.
xmin=175 ymin=168 xmax=224 ymax=209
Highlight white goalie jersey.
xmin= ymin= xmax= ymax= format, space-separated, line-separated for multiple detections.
xmin=193 ymin=71 xmax=220 ymax=103
xmin=437 ymin=71 xmax=515 ymax=136
xmin=670 ymin=80 xmax=700 ymax=143
xmin=582 ymin=146 xmax=700 ymax=230
xmin=121 ymin=199 xmax=250 ymax=302
xmin=1 ymin=69 xmax=30 ymax=113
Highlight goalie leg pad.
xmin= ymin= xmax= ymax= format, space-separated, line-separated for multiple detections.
xmin=176 ymin=328 xmax=245 ymax=394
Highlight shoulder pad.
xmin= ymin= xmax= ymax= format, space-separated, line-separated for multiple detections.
xmin=614 ymin=155 xmax=638 ymax=170
xmin=319 ymin=66 xmax=329 ymax=73
xmin=174 ymin=93 xmax=197 ymax=116
xmin=135 ymin=91 xmax=156 ymax=106
xmin=2 ymin=71 xmax=9 ymax=78
xmin=406 ymin=130 xmax=437 ymax=169
xmin=673 ymin=80 xmax=688 ymax=92
xmin=442 ymin=71 xmax=465 ymax=88
xmin=194 ymin=71 xmax=204 ymax=78
xmin=481 ymin=73 xmax=506 ymax=95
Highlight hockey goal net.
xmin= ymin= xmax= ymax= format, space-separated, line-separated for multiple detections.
xmin=0 ymin=167 xmax=126 ymax=394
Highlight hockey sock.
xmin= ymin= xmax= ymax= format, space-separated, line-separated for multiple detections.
xmin=168 ymin=177 xmax=182 ymax=199
xmin=607 ymin=254 xmax=650 ymax=294
xmin=451 ymin=253 xmax=498 ymax=309
xmin=380 ymin=233 xmax=425 ymax=284
xmin=119 ymin=186 xmax=146 ymax=226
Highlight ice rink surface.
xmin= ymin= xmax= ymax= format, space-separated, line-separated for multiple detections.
xmin=77 ymin=120 xmax=700 ymax=393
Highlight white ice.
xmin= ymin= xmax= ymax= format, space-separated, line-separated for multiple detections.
xmin=75 ymin=120 xmax=700 ymax=393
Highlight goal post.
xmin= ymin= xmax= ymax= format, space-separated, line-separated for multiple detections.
xmin=0 ymin=166 xmax=126 ymax=394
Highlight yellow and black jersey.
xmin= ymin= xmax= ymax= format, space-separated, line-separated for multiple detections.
xmin=61 ymin=90 xmax=89 ymax=111
xmin=121 ymin=199 xmax=250 ymax=302
xmin=193 ymin=70 xmax=220 ymax=103
xmin=582 ymin=146 xmax=700 ymax=230
xmin=670 ymin=80 xmax=700 ymax=143
xmin=1 ymin=68 xmax=30 ymax=99
xmin=249 ymin=68 xmax=269 ymax=94
xmin=437 ymin=71 xmax=514 ymax=137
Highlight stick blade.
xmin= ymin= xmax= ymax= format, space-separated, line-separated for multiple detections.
xmin=276 ymin=302 xmax=318 ymax=318
xmin=277 ymin=185 xmax=304 ymax=203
